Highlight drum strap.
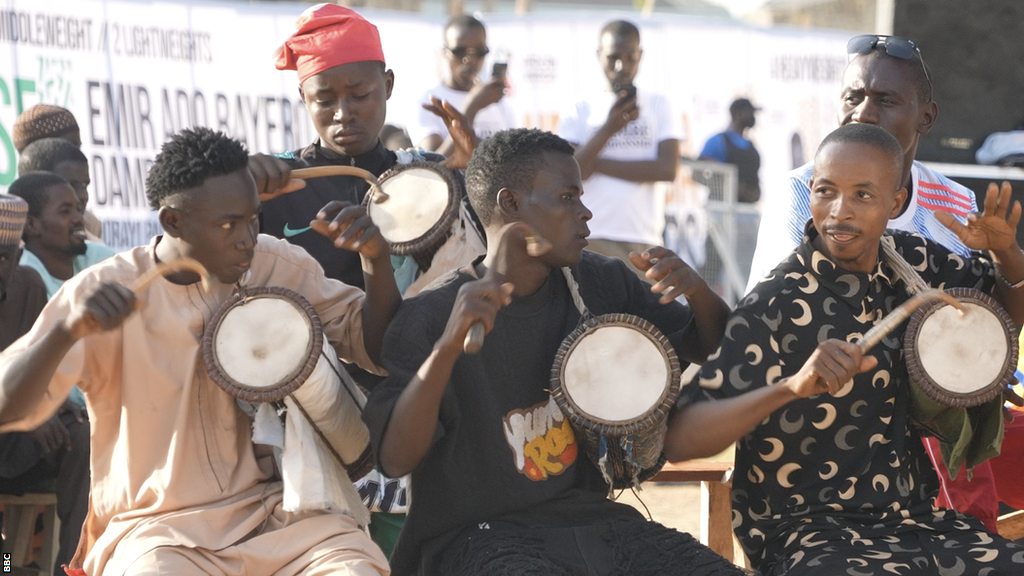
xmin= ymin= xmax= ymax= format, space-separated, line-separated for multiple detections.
xmin=880 ymin=237 xmax=931 ymax=294
xmin=562 ymin=267 xmax=591 ymax=319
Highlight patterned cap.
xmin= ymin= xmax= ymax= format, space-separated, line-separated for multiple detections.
xmin=0 ymin=194 xmax=28 ymax=245
xmin=12 ymin=104 xmax=80 ymax=153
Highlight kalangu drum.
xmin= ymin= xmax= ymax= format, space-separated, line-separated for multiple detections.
xmin=903 ymin=287 xmax=1018 ymax=452
xmin=904 ymin=287 xmax=1018 ymax=410
xmin=364 ymin=161 xmax=462 ymax=268
xmin=550 ymin=313 xmax=682 ymax=490
xmin=202 ymin=286 xmax=373 ymax=479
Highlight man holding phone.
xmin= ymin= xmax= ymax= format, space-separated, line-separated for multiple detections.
xmin=411 ymin=15 xmax=516 ymax=156
xmin=558 ymin=20 xmax=682 ymax=279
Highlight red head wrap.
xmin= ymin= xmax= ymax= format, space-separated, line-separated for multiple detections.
xmin=274 ymin=4 xmax=385 ymax=84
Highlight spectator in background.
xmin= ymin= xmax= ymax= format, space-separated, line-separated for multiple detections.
xmin=558 ymin=20 xmax=681 ymax=280
xmin=0 ymin=193 xmax=87 ymax=576
xmin=9 ymin=173 xmax=116 ymax=300
xmin=699 ymin=97 xmax=763 ymax=283
xmin=410 ymin=15 xmax=515 ymax=156
xmin=699 ymin=98 xmax=761 ymax=203
xmin=19 ymin=138 xmax=100 ymax=242
xmin=0 ymin=195 xmax=46 ymax=349
xmin=12 ymin=105 xmax=102 ymax=241
xmin=12 ymin=105 xmax=81 ymax=152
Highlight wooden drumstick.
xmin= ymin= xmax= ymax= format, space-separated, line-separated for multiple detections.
xmin=464 ymin=222 xmax=552 ymax=354
xmin=259 ymin=166 xmax=388 ymax=203
xmin=130 ymin=258 xmax=211 ymax=294
xmin=858 ymin=289 xmax=963 ymax=354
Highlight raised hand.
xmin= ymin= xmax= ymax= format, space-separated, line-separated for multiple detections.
xmin=422 ymin=96 xmax=479 ymax=171
xmin=787 ymin=339 xmax=877 ymax=398
xmin=249 ymin=153 xmax=304 ymax=202
xmin=63 ymin=282 xmax=137 ymax=340
xmin=310 ymin=201 xmax=387 ymax=259
xmin=629 ymin=247 xmax=708 ymax=304
xmin=464 ymin=76 xmax=506 ymax=112
xmin=936 ymin=181 xmax=1021 ymax=252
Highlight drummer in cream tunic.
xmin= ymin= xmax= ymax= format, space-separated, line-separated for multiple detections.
xmin=0 ymin=128 xmax=400 ymax=576
xmin=668 ymin=124 xmax=1024 ymax=575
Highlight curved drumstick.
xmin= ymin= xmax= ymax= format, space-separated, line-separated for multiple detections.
xmin=464 ymin=222 xmax=552 ymax=354
xmin=129 ymin=258 xmax=211 ymax=294
xmin=857 ymin=289 xmax=963 ymax=353
xmin=259 ymin=166 xmax=387 ymax=203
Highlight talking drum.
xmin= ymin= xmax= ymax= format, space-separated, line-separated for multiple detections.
xmin=203 ymin=287 xmax=374 ymax=480
xmin=904 ymin=287 xmax=1018 ymax=420
xmin=364 ymin=161 xmax=461 ymax=267
xmin=551 ymin=313 xmax=682 ymax=490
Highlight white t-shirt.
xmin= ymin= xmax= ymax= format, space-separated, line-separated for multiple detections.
xmin=410 ymin=83 xmax=517 ymax=146
xmin=558 ymin=90 xmax=682 ymax=246
xmin=745 ymin=159 xmax=978 ymax=293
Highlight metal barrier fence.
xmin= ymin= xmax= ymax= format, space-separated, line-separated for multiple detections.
xmin=662 ymin=160 xmax=759 ymax=307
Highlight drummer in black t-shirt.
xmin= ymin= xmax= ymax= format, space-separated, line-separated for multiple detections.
xmin=362 ymin=128 xmax=739 ymax=576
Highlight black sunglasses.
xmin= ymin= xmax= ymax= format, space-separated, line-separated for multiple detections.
xmin=445 ymin=46 xmax=489 ymax=59
xmin=847 ymin=34 xmax=932 ymax=90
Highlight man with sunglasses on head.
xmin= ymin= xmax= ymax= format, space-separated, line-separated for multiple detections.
xmin=748 ymin=35 xmax=975 ymax=291
xmin=410 ymin=15 xmax=515 ymax=156
xmin=746 ymin=34 xmax=1020 ymax=536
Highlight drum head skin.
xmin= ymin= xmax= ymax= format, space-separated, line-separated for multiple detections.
xmin=203 ymin=287 xmax=323 ymax=403
xmin=551 ymin=314 xmax=682 ymax=435
xmin=905 ymin=287 xmax=1018 ymax=408
xmin=365 ymin=162 xmax=461 ymax=257
xmin=563 ymin=325 xmax=669 ymax=422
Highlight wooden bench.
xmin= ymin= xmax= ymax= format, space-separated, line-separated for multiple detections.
xmin=998 ymin=509 xmax=1024 ymax=540
xmin=651 ymin=460 xmax=748 ymax=567
xmin=0 ymin=492 xmax=60 ymax=575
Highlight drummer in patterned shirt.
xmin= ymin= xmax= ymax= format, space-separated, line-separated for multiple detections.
xmin=666 ymin=123 xmax=1024 ymax=575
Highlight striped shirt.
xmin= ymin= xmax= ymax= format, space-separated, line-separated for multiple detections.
xmin=745 ymin=160 xmax=977 ymax=293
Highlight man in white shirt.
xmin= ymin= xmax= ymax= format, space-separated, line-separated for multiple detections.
xmin=411 ymin=15 xmax=515 ymax=156
xmin=557 ymin=20 xmax=681 ymax=279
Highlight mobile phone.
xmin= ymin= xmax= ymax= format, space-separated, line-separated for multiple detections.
xmin=492 ymin=61 xmax=508 ymax=81
xmin=612 ymin=82 xmax=637 ymax=99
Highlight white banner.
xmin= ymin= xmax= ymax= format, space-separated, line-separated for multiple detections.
xmin=0 ymin=0 xmax=851 ymax=251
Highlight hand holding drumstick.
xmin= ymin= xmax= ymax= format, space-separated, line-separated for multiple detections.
xmin=63 ymin=259 xmax=210 ymax=340
xmin=437 ymin=223 xmax=551 ymax=356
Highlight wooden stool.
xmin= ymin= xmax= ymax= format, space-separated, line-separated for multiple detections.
xmin=651 ymin=460 xmax=748 ymax=567
xmin=0 ymin=492 xmax=60 ymax=575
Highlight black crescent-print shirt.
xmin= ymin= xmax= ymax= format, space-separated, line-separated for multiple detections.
xmin=681 ymin=224 xmax=999 ymax=571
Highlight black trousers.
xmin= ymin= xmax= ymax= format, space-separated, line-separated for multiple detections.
xmin=0 ymin=412 xmax=90 ymax=576
xmin=438 ymin=518 xmax=748 ymax=576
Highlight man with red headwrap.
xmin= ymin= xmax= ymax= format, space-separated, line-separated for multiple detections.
xmin=250 ymin=5 xmax=487 ymax=558
xmin=252 ymin=3 xmax=482 ymax=293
